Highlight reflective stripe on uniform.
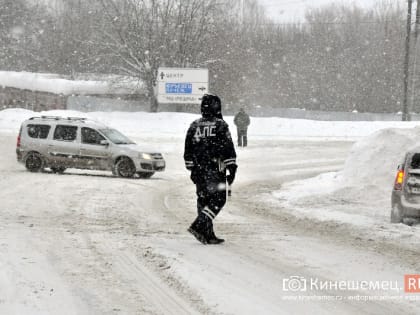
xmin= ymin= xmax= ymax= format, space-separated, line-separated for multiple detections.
xmin=202 ymin=207 xmax=216 ymax=220
xmin=224 ymin=158 xmax=236 ymax=166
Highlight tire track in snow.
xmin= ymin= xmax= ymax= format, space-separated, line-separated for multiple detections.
xmin=96 ymin=243 xmax=199 ymax=315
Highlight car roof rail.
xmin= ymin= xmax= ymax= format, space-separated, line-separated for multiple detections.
xmin=65 ymin=117 xmax=87 ymax=121
xmin=28 ymin=115 xmax=88 ymax=121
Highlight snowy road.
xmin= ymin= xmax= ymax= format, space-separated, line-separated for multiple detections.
xmin=1 ymin=131 xmax=419 ymax=314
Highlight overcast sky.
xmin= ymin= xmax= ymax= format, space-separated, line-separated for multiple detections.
xmin=257 ymin=0 xmax=407 ymax=23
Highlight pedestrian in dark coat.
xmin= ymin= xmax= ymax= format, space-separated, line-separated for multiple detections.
xmin=234 ymin=108 xmax=250 ymax=147
xmin=184 ymin=94 xmax=237 ymax=244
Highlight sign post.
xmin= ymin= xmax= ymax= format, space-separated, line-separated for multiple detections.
xmin=156 ymin=67 xmax=208 ymax=105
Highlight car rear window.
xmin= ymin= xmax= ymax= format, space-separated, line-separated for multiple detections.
xmin=27 ymin=124 xmax=50 ymax=139
xmin=411 ymin=153 xmax=420 ymax=169
xmin=53 ymin=125 xmax=78 ymax=141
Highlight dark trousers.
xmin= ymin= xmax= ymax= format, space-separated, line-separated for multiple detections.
xmin=190 ymin=179 xmax=226 ymax=238
xmin=196 ymin=180 xmax=227 ymax=217
xmin=237 ymin=128 xmax=248 ymax=147
xmin=190 ymin=168 xmax=227 ymax=237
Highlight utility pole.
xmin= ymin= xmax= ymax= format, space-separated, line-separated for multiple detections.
xmin=403 ymin=0 xmax=413 ymax=121
xmin=240 ymin=0 xmax=244 ymax=25
xmin=415 ymin=0 xmax=420 ymax=50
xmin=410 ymin=0 xmax=420 ymax=117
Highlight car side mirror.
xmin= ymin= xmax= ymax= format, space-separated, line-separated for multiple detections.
xmin=100 ymin=140 xmax=109 ymax=146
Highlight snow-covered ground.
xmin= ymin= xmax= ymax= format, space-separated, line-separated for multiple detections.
xmin=1 ymin=108 xmax=420 ymax=314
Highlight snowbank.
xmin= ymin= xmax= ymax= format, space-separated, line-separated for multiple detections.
xmin=281 ymin=127 xmax=420 ymax=195
xmin=0 ymin=109 xmax=198 ymax=137
xmin=341 ymin=127 xmax=420 ymax=188
xmin=0 ymin=108 xmax=34 ymax=133
xmin=271 ymin=127 xmax=420 ymax=221
xmin=248 ymin=117 xmax=420 ymax=138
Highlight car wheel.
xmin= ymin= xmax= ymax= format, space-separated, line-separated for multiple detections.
xmin=138 ymin=172 xmax=154 ymax=179
xmin=51 ymin=166 xmax=66 ymax=174
xmin=390 ymin=203 xmax=404 ymax=223
xmin=25 ymin=152 xmax=44 ymax=172
xmin=114 ymin=158 xmax=136 ymax=178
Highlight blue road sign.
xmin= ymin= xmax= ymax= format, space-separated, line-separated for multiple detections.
xmin=165 ymin=83 xmax=192 ymax=94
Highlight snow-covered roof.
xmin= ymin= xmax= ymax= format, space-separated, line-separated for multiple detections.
xmin=0 ymin=71 xmax=145 ymax=96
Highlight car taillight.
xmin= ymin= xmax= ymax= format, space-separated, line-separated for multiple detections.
xmin=394 ymin=170 xmax=404 ymax=190
xmin=16 ymin=127 xmax=22 ymax=148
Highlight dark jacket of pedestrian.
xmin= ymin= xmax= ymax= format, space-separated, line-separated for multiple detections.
xmin=234 ymin=108 xmax=250 ymax=147
xmin=234 ymin=108 xmax=250 ymax=131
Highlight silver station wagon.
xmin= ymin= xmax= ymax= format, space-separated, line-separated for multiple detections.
xmin=16 ymin=116 xmax=165 ymax=178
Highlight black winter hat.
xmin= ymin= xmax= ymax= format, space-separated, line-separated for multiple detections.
xmin=201 ymin=94 xmax=222 ymax=118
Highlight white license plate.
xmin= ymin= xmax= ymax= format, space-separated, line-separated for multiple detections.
xmin=412 ymin=187 xmax=420 ymax=194
xmin=155 ymin=161 xmax=165 ymax=167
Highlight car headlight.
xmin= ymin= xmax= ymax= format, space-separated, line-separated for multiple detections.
xmin=140 ymin=153 xmax=152 ymax=160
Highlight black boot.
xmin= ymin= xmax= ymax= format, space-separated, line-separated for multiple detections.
xmin=188 ymin=213 xmax=211 ymax=244
xmin=207 ymin=220 xmax=224 ymax=245
xmin=208 ymin=233 xmax=225 ymax=245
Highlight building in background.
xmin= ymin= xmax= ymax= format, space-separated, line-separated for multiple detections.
xmin=0 ymin=71 xmax=148 ymax=112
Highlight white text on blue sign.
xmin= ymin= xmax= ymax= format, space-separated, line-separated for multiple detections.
xmin=165 ymin=83 xmax=192 ymax=94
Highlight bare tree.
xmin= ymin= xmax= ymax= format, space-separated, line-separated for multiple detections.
xmin=0 ymin=0 xmax=51 ymax=71
xmin=94 ymin=0 xmax=223 ymax=111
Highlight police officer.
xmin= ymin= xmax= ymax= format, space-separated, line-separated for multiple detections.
xmin=234 ymin=108 xmax=250 ymax=147
xmin=184 ymin=94 xmax=237 ymax=244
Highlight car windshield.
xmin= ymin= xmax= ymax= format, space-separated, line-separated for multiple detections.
xmin=99 ymin=128 xmax=135 ymax=145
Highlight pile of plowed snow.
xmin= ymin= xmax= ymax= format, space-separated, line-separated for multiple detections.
xmin=341 ymin=127 xmax=420 ymax=189
xmin=274 ymin=127 xmax=420 ymax=200
xmin=268 ymin=127 xmax=420 ymax=226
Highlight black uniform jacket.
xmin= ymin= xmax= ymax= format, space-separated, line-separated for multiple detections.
xmin=184 ymin=116 xmax=236 ymax=182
